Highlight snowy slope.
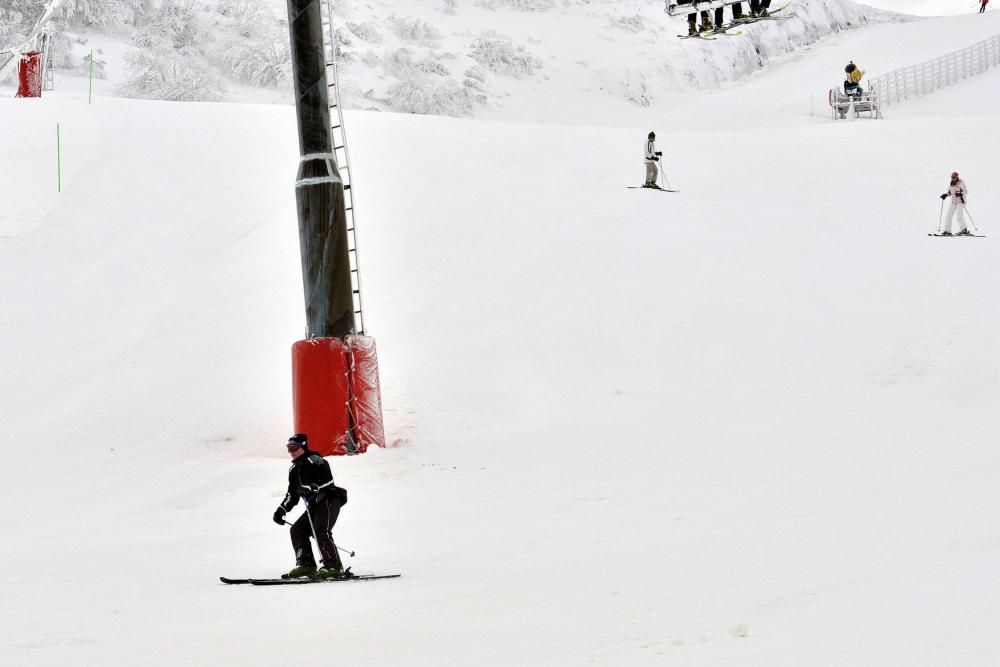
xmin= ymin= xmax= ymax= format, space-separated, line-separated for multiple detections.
xmin=5 ymin=0 xmax=888 ymax=119
xmin=2 ymin=8 xmax=1000 ymax=667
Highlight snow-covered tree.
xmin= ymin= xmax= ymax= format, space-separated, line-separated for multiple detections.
xmin=117 ymin=0 xmax=224 ymax=101
xmin=62 ymin=0 xmax=150 ymax=29
xmin=0 ymin=0 xmax=51 ymax=48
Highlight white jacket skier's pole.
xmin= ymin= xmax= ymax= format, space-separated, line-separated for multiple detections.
xmin=660 ymin=161 xmax=674 ymax=191
xmin=937 ymin=198 xmax=945 ymax=234
xmin=962 ymin=202 xmax=980 ymax=232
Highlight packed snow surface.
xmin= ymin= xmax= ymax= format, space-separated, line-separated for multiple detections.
xmin=2 ymin=7 xmax=1000 ymax=667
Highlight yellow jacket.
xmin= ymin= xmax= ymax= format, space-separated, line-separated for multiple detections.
xmin=847 ymin=68 xmax=864 ymax=84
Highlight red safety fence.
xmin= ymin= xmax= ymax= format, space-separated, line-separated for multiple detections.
xmin=16 ymin=51 xmax=43 ymax=98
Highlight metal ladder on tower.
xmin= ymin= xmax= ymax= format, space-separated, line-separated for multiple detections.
xmin=320 ymin=0 xmax=366 ymax=335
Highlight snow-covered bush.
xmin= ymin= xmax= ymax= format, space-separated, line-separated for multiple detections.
xmin=212 ymin=0 xmax=290 ymax=87
xmin=215 ymin=37 xmax=289 ymax=87
xmin=381 ymin=48 xmax=450 ymax=79
xmin=416 ymin=59 xmax=449 ymax=76
xmin=469 ymin=33 xmax=540 ymax=77
xmin=346 ymin=21 xmax=382 ymax=44
xmin=462 ymin=76 xmax=485 ymax=93
xmin=388 ymin=14 xmax=441 ymax=44
xmin=118 ymin=45 xmax=225 ymax=101
xmin=383 ymin=78 xmax=478 ymax=115
xmin=334 ymin=27 xmax=352 ymax=48
xmin=475 ymin=0 xmax=554 ymax=10
xmin=464 ymin=65 xmax=485 ymax=82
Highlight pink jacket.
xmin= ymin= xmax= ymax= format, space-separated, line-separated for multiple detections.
xmin=947 ymin=179 xmax=968 ymax=205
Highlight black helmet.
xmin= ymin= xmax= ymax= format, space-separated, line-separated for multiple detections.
xmin=287 ymin=433 xmax=308 ymax=450
xmin=845 ymin=62 xmax=856 ymax=74
xmin=648 ymin=131 xmax=656 ymax=138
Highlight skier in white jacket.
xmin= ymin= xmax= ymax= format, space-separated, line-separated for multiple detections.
xmin=939 ymin=172 xmax=971 ymax=235
xmin=644 ymin=132 xmax=662 ymax=188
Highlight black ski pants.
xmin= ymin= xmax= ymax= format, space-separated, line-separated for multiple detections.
xmin=717 ymin=2 xmax=743 ymax=25
xmin=290 ymin=498 xmax=344 ymax=570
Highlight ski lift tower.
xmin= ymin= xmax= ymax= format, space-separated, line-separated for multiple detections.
xmin=284 ymin=0 xmax=385 ymax=456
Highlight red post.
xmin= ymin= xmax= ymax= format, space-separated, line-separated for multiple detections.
xmin=16 ymin=51 xmax=43 ymax=98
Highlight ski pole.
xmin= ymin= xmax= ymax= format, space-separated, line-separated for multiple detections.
xmin=662 ymin=166 xmax=674 ymax=191
xmin=304 ymin=503 xmax=355 ymax=559
xmin=282 ymin=517 xmax=356 ymax=557
xmin=937 ymin=197 xmax=945 ymax=233
xmin=962 ymin=202 xmax=979 ymax=232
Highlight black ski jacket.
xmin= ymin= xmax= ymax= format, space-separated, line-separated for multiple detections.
xmin=279 ymin=451 xmax=341 ymax=511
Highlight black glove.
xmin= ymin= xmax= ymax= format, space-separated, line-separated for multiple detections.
xmin=655 ymin=151 xmax=662 ymax=156
xmin=272 ymin=507 xmax=286 ymax=525
xmin=298 ymin=483 xmax=319 ymax=495
xmin=653 ymin=156 xmax=659 ymax=162
xmin=940 ymin=194 xmax=947 ymax=200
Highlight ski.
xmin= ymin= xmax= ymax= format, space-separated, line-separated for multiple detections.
xmin=249 ymin=574 xmax=401 ymax=586
xmin=725 ymin=3 xmax=792 ymax=29
xmin=681 ymin=29 xmax=743 ymax=37
xmin=928 ymin=233 xmax=985 ymax=238
xmin=679 ymin=5 xmax=788 ymax=38
xmin=628 ymin=186 xmax=680 ymax=192
xmin=221 ymin=573 xmax=401 ymax=585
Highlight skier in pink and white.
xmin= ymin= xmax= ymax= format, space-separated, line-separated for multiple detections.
xmin=939 ymin=171 xmax=971 ymax=236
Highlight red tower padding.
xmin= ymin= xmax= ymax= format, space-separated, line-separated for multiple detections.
xmin=346 ymin=335 xmax=385 ymax=453
xmin=16 ymin=51 xmax=43 ymax=98
xmin=292 ymin=338 xmax=352 ymax=456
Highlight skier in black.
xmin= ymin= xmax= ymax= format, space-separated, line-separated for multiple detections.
xmin=273 ymin=433 xmax=348 ymax=578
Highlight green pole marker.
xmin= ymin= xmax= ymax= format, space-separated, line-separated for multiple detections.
xmin=88 ymin=49 xmax=93 ymax=104
xmin=57 ymin=123 xmax=61 ymax=193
